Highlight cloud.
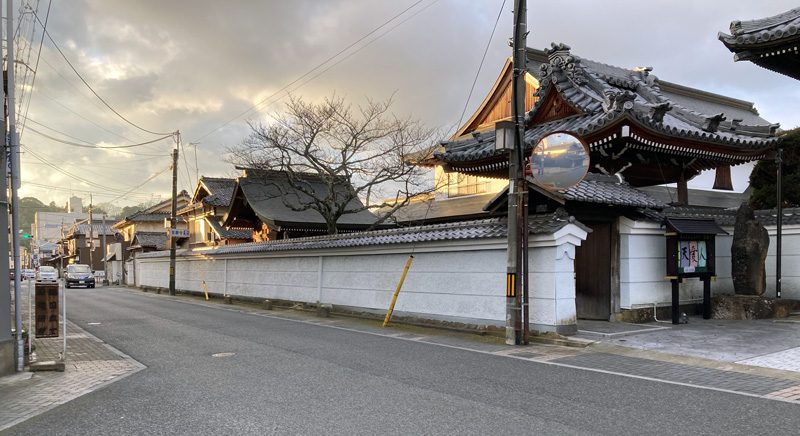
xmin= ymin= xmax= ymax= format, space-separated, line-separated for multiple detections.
xmin=16 ymin=0 xmax=800 ymax=207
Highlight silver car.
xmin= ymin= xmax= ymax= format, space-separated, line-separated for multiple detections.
xmin=36 ymin=266 xmax=58 ymax=283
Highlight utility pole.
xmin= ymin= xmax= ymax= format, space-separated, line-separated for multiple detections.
xmin=102 ymin=213 xmax=108 ymax=285
xmin=7 ymin=0 xmax=24 ymax=371
xmin=88 ymin=194 xmax=93 ymax=271
xmin=776 ymin=147 xmax=782 ymax=299
xmin=168 ymin=132 xmax=179 ymax=296
xmin=505 ymin=0 xmax=527 ymax=346
xmin=0 ymin=12 xmax=10 ymax=372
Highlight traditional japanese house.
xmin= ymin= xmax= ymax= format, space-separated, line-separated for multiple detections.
xmin=424 ymin=43 xmax=781 ymax=320
xmin=179 ymin=177 xmax=252 ymax=248
xmin=718 ymin=7 xmax=800 ymax=80
xmin=223 ymin=168 xmax=389 ymax=240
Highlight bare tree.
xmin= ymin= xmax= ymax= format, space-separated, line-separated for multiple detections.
xmin=228 ymin=94 xmax=441 ymax=235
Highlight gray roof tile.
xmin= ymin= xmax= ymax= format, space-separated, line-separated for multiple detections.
xmin=437 ymin=44 xmax=778 ymax=164
xmin=719 ymin=7 xmax=800 ymax=48
xmin=636 ymin=206 xmax=800 ymax=227
xmin=137 ymin=210 xmax=577 ymax=258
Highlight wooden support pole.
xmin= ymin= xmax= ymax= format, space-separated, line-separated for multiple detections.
xmin=383 ymin=256 xmax=414 ymax=328
xmin=671 ymin=279 xmax=680 ymax=324
xmin=703 ymin=277 xmax=711 ymax=320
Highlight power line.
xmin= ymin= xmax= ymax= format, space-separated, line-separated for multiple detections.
xmin=190 ymin=0 xmax=431 ymax=143
xmin=19 ymin=0 xmax=51 ymax=139
xmin=104 ymin=166 xmax=171 ymax=205
xmin=28 ymin=5 xmax=174 ymax=136
xmin=27 ymin=88 xmax=140 ymax=143
xmin=22 ymin=145 xmax=144 ymax=194
xmin=455 ymin=0 xmax=506 ymax=133
xmin=21 ymin=180 xmax=160 ymax=202
xmin=24 ymin=121 xmax=173 ymax=149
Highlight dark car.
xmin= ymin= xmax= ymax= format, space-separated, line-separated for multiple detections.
xmin=65 ymin=264 xmax=95 ymax=288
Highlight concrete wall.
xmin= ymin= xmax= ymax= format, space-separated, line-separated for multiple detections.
xmin=619 ymin=217 xmax=800 ymax=309
xmin=134 ymin=224 xmax=587 ymax=334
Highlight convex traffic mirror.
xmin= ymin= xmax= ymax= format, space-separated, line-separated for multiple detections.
xmin=530 ymin=132 xmax=590 ymax=190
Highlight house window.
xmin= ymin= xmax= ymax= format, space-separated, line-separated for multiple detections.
xmin=446 ymin=173 xmax=492 ymax=197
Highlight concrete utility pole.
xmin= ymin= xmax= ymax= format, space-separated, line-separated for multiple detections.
xmin=102 ymin=213 xmax=108 ymax=285
xmin=88 ymin=194 xmax=93 ymax=271
xmin=0 ymin=13 xmax=10 ymax=373
xmin=776 ymin=147 xmax=782 ymax=299
xmin=168 ymin=133 xmax=179 ymax=296
xmin=505 ymin=0 xmax=527 ymax=346
xmin=7 ymin=0 xmax=24 ymax=371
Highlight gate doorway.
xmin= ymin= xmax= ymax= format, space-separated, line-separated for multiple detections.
xmin=575 ymin=221 xmax=612 ymax=320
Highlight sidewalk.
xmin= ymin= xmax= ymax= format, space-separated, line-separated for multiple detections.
xmin=1 ymin=284 xmax=144 ymax=432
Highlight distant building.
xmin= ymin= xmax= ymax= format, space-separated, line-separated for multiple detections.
xmin=33 ymin=211 xmax=108 ymax=243
xmin=68 ymin=195 xmax=83 ymax=213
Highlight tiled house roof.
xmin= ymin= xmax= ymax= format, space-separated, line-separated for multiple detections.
xmin=138 ymin=209 xmax=580 ymax=258
xmin=228 ymin=169 xmax=384 ymax=230
xmin=199 ymin=177 xmax=237 ymax=207
xmin=130 ymin=231 xmax=168 ymax=251
xmin=205 ymin=218 xmax=252 ymax=240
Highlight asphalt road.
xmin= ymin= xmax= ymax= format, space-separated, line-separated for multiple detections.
xmin=6 ymin=287 xmax=800 ymax=435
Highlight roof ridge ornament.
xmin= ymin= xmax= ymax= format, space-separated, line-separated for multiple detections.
xmin=602 ymin=90 xmax=636 ymax=113
xmin=703 ymin=113 xmax=727 ymax=133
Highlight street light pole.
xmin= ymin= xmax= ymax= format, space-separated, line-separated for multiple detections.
xmin=505 ymin=0 xmax=527 ymax=346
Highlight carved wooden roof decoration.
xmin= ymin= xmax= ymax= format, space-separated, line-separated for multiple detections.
xmin=718 ymin=7 xmax=800 ymax=80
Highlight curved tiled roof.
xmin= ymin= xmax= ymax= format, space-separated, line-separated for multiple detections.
xmin=718 ymin=7 xmax=800 ymax=48
xmin=436 ymin=43 xmax=779 ymax=165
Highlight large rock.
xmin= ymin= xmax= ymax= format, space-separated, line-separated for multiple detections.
xmin=731 ymin=203 xmax=769 ymax=295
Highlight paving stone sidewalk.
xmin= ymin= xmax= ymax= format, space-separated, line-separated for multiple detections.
xmin=1 ymin=288 xmax=145 ymax=432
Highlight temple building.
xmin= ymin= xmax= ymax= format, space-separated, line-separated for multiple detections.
xmin=417 ymin=43 xmax=782 ymax=322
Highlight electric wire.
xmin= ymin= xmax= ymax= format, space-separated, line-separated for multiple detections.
xmin=190 ymin=0 xmax=430 ymax=143
xmin=22 ymin=145 xmax=145 ymax=194
xmin=24 ymin=122 xmax=173 ymax=149
xmin=103 ymin=166 xmax=172 ymax=205
xmin=31 ymin=88 xmax=139 ymax=143
xmin=29 ymin=7 xmax=174 ymax=136
xmin=18 ymin=0 xmax=51 ymax=138
xmin=455 ymin=0 xmax=506 ymax=134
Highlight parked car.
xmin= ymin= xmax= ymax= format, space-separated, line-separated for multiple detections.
xmin=21 ymin=269 xmax=35 ymax=280
xmin=36 ymin=266 xmax=58 ymax=283
xmin=65 ymin=264 xmax=95 ymax=289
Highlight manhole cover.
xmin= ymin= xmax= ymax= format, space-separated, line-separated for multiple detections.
xmin=212 ymin=352 xmax=235 ymax=358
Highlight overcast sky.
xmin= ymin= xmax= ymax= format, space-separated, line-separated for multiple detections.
xmin=15 ymin=0 xmax=800 ymax=209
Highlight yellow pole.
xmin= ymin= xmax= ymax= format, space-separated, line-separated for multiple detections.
xmin=202 ymin=280 xmax=209 ymax=301
xmin=383 ymin=255 xmax=414 ymax=328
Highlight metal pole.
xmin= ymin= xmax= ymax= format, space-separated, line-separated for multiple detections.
xmin=169 ymin=134 xmax=179 ymax=296
xmin=505 ymin=0 xmax=526 ymax=345
xmin=102 ymin=214 xmax=108 ymax=285
xmin=776 ymin=147 xmax=782 ymax=299
xmin=8 ymin=0 xmax=24 ymax=371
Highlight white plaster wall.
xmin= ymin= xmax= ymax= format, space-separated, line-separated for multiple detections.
xmin=619 ymin=218 xmax=800 ymax=309
xmin=765 ymin=225 xmax=800 ymax=299
xmin=135 ymin=225 xmax=587 ymax=331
